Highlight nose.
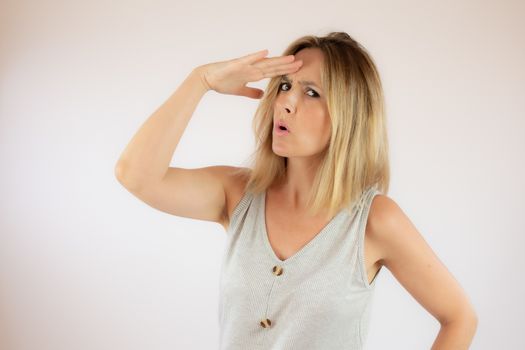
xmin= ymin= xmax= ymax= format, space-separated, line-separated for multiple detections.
xmin=276 ymin=105 xmax=293 ymax=127
xmin=281 ymin=101 xmax=295 ymax=115
xmin=276 ymin=85 xmax=297 ymax=118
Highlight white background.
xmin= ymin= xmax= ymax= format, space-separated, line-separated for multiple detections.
xmin=1 ymin=0 xmax=523 ymax=349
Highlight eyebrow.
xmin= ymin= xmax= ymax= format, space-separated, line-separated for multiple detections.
xmin=281 ymin=75 xmax=322 ymax=90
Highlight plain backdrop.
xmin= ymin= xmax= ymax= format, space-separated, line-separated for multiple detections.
xmin=1 ymin=0 xmax=524 ymax=349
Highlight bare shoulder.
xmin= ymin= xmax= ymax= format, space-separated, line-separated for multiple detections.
xmin=366 ymin=193 xmax=430 ymax=267
xmin=365 ymin=194 xmax=405 ymax=265
xmin=367 ymin=194 xmax=400 ymax=229
xmin=221 ymin=166 xmax=252 ymax=230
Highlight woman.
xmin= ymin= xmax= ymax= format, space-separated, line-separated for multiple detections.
xmin=115 ymin=32 xmax=478 ymax=349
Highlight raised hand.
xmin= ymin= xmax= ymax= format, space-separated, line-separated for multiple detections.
xmin=196 ymin=49 xmax=303 ymax=99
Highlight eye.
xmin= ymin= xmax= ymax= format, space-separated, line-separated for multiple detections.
xmin=278 ymin=82 xmax=320 ymax=98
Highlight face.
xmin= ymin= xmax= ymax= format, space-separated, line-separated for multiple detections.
xmin=272 ymin=48 xmax=331 ymax=161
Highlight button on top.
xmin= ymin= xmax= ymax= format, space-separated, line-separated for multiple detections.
xmin=272 ymin=265 xmax=283 ymax=276
xmin=260 ymin=318 xmax=272 ymax=328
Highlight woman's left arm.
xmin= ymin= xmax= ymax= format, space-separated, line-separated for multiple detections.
xmin=367 ymin=195 xmax=478 ymax=349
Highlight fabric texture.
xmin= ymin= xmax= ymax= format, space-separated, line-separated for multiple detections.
xmin=218 ymin=185 xmax=383 ymax=350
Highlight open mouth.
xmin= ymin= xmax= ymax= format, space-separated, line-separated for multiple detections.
xmin=274 ymin=124 xmax=290 ymax=135
xmin=275 ymin=122 xmax=290 ymax=132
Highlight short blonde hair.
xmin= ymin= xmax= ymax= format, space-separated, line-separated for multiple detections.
xmin=234 ymin=31 xmax=390 ymax=218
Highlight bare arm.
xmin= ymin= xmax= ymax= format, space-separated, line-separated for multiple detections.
xmin=367 ymin=195 xmax=478 ymax=348
xmin=113 ymin=69 xmax=232 ymax=226
xmin=114 ymin=68 xmax=209 ymax=189
xmin=113 ymin=50 xmax=302 ymax=226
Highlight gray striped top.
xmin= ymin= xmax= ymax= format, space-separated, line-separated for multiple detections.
xmin=218 ymin=185 xmax=383 ymax=349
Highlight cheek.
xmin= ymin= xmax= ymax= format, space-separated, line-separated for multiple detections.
xmin=301 ymin=118 xmax=331 ymax=146
xmin=317 ymin=116 xmax=332 ymax=145
xmin=311 ymin=113 xmax=331 ymax=137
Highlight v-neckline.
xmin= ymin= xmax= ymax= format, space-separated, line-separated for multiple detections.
xmin=259 ymin=189 xmax=347 ymax=264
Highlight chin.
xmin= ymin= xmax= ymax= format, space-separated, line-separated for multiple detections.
xmin=272 ymin=150 xmax=287 ymax=158
xmin=272 ymin=147 xmax=289 ymax=158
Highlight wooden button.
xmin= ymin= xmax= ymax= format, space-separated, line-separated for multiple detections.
xmin=260 ymin=318 xmax=272 ymax=328
xmin=272 ymin=265 xmax=283 ymax=276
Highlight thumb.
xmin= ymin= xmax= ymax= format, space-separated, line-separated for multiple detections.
xmin=239 ymin=86 xmax=264 ymax=99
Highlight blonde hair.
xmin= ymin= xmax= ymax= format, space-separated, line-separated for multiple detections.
xmin=233 ymin=31 xmax=390 ymax=218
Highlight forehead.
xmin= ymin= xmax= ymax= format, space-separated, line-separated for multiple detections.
xmin=284 ymin=48 xmax=324 ymax=87
xmin=294 ymin=47 xmax=324 ymax=65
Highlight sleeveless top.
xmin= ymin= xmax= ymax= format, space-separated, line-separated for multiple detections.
xmin=218 ymin=185 xmax=383 ymax=350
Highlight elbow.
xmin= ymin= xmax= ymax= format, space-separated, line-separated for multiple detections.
xmin=114 ymin=161 xmax=143 ymax=192
xmin=114 ymin=161 xmax=125 ymax=181
xmin=449 ymin=311 xmax=478 ymax=343
xmin=462 ymin=310 xmax=478 ymax=332
xmin=440 ymin=307 xmax=478 ymax=328
xmin=114 ymin=161 xmax=129 ymax=183
xmin=469 ymin=310 xmax=478 ymax=331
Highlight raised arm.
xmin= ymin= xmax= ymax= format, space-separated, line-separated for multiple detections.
xmin=115 ymin=68 xmax=209 ymax=190
xmin=114 ymin=50 xmax=302 ymax=228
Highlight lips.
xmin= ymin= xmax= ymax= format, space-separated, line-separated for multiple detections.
xmin=276 ymin=120 xmax=290 ymax=132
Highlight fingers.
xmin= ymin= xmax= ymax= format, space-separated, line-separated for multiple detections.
xmin=242 ymin=49 xmax=297 ymax=68
xmin=264 ymin=60 xmax=303 ymax=78
xmin=282 ymin=60 xmax=303 ymax=70
xmin=257 ymin=54 xmax=296 ymax=68
xmin=238 ymin=49 xmax=303 ymax=83
xmin=239 ymin=49 xmax=269 ymax=63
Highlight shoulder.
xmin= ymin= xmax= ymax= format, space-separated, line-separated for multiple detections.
xmin=365 ymin=193 xmax=412 ymax=264
xmin=222 ymin=166 xmax=251 ymax=192
xmin=222 ymin=166 xmax=252 ymax=229
xmin=208 ymin=165 xmax=250 ymax=193
xmin=367 ymin=193 xmax=400 ymax=229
